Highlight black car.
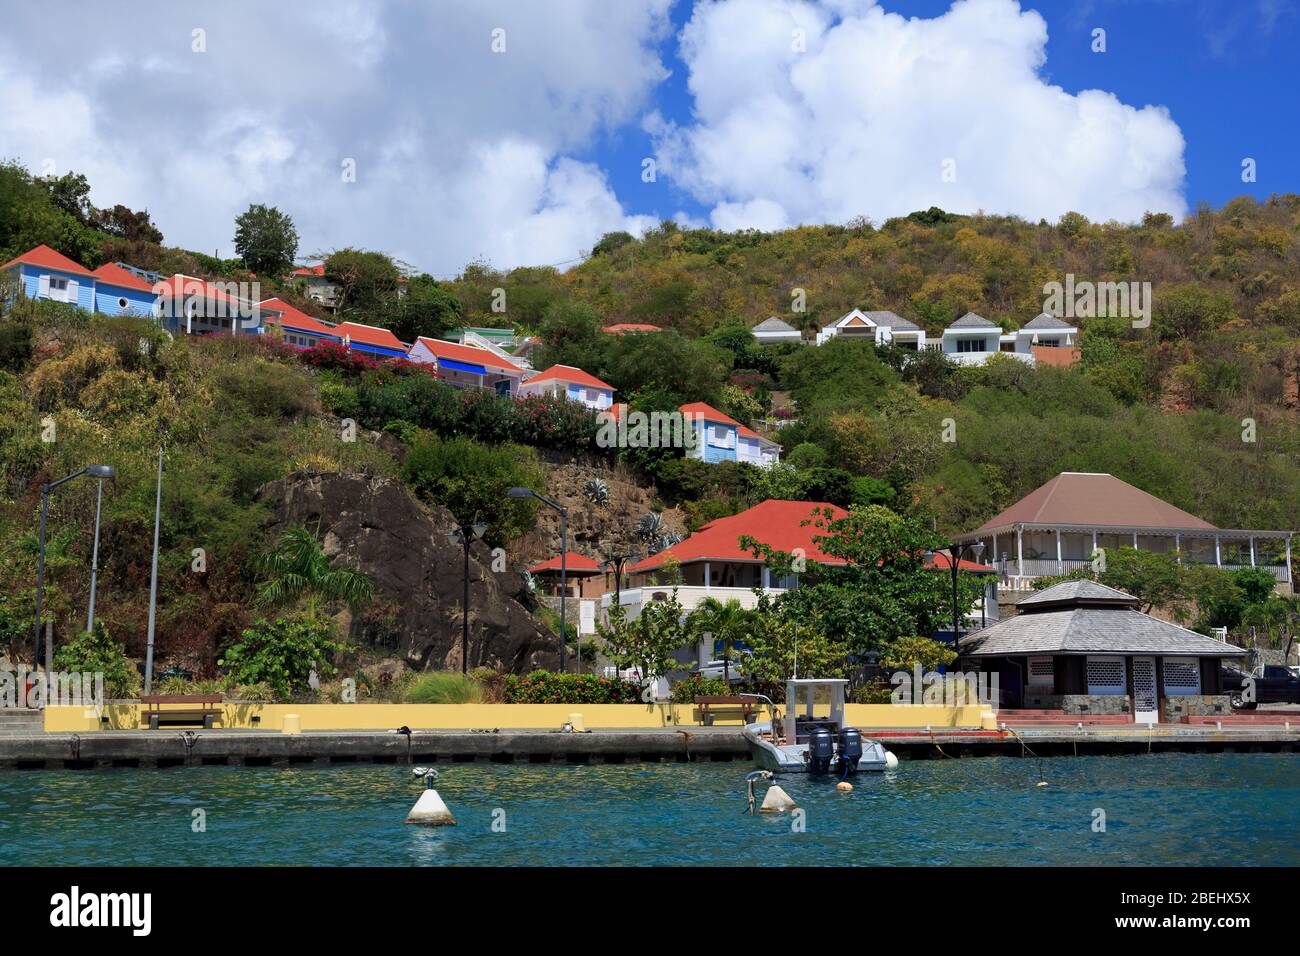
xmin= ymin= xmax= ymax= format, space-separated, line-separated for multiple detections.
xmin=1219 ymin=665 xmax=1300 ymax=709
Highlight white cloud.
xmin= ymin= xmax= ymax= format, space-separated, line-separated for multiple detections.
xmin=653 ymin=0 xmax=1187 ymax=229
xmin=0 ymin=0 xmax=674 ymax=273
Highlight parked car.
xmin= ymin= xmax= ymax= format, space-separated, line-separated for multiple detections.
xmin=1219 ymin=665 xmax=1300 ymax=709
xmin=697 ymin=655 xmax=749 ymax=683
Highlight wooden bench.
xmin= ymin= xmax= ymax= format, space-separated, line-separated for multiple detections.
xmin=694 ymin=695 xmax=758 ymax=726
xmin=141 ymin=695 xmax=223 ymax=730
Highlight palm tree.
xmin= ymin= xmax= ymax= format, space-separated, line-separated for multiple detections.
xmin=255 ymin=526 xmax=373 ymax=616
xmin=687 ymin=597 xmax=755 ymax=684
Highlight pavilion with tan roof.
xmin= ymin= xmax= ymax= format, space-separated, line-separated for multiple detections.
xmin=954 ymin=472 xmax=1293 ymax=591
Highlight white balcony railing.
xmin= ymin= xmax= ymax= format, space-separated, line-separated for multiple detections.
xmin=1004 ymin=558 xmax=1290 ymax=585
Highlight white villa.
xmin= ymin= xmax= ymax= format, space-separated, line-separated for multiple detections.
xmin=954 ymin=472 xmax=1294 ymax=593
xmin=815 ymin=309 xmax=926 ymax=349
xmin=752 ymin=316 xmax=803 ymax=344
xmin=936 ymin=312 xmax=1079 ymax=366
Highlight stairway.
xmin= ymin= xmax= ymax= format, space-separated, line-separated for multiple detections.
xmin=0 ymin=709 xmax=43 ymax=736
xmin=995 ymin=708 xmax=1131 ymax=727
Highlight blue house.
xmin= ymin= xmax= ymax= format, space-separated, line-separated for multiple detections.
xmin=91 ymin=263 xmax=160 ymax=316
xmin=680 ymin=401 xmax=780 ymax=468
xmin=2 ymin=244 xmax=98 ymax=311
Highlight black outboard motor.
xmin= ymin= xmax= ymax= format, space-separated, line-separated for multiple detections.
xmin=807 ymin=726 xmax=834 ymax=774
xmin=837 ymin=727 xmax=864 ymax=777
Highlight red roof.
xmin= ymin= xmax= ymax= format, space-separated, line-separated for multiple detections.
xmin=412 ymin=336 xmax=524 ymax=374
xmin=679 ymin=401 xmax=738 ymax=426
xmin=155 ymin=274 xmax=258 ymax=309
xmin=602 ymin=323 xmax=661 ymax=334
xmin=633 ymin=500 xmax=847 ymax=572
xmin=2 ymin=244 xmax=93 ymax=277
xmin=529 ymin=553 xmax=603 ymax=574
xmin=336 ymin=322 xmax=406 ymax=350
xmin=632 ymin=499 xmax=995 ymax=574
xmin=292 ymin=264 xmax=325 ymax=277
xmin=258 ymin=297 xmax=337 ymax=336
xmin=526 ymin=364 xmax=614 ymax=391
xmin=91 ymin=262 xmax=154 ymax=293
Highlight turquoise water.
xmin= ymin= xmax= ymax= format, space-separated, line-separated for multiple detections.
xmin=1 ymin=754 xmax=1296 ymax=866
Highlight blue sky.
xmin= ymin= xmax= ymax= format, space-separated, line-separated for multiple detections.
xmin=1 ymin=0 xmax=1295 ymax=273
xmin=595 ymin=0 xmax=1299 ymax=231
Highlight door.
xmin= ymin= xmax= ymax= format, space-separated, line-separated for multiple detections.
xmin=1132 ymin=656 xmax=1158 ymax=724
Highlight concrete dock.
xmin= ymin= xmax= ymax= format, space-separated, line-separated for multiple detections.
xmin=0 ymin=724 xmax=1296 ymax=769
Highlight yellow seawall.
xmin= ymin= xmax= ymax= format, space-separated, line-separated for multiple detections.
xmin=45 ymin=702 xmax=993 ymax=733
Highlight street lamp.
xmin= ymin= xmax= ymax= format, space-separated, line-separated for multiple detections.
xmin=33 ymin=464 xmax=116 ymax=668
xmin=508 ymin=487 xmax=569 ymax=673
xmin=943 ymin=541 xmax=986 ymax=646
xmin=446 ymin=518 xmax=488 ymax=675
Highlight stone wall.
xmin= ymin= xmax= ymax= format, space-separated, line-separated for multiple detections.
xmin=1162 ymin=695 xmax=1232 ymax=722
xmin=1023 ymin=693 xmax=1133 ymax=715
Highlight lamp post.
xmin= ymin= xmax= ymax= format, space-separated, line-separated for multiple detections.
xmin=943 ymin=541 xmax=986 ymax=645
xmin=33 ymin=464 xmax=116 ymax=668
xmin=509 ymin=487 xmax=568 ymax=673
xmin=446 ymin=518 xmax=488 ymax=675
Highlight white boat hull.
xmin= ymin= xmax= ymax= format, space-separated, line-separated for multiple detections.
xmin=743 ymin=721 xmax=897 ymax=774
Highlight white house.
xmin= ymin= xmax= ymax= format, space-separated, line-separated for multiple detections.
xmin=752 ymin=316 xmax=803 ymax=344
xmin=815 ymin=309 xmax=926 ymax=349
xmin=518 ymin=364 xmax=614 ymax=411
xmin=939 ymin=312 xmax=1080 ymax=366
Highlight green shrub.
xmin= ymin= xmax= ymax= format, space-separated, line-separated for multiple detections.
xmin=404 ymin=671 xmax=484 ymax=704
xmin=52 ymin=624 xmax=140 ymax=699
xmin=503 ymin=670 xmax=642 ymax=704
xmin=670 ymin=673 xmax=728 ymax=703
xmin=218 ymin=614 xmax=349 ymax=701
xmin=319 ymin=381 xmax=359 ymax=418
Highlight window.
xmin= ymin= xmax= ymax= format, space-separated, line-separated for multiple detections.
xmin=1027 ymin=656 xmax=1054 ymax=687
xmin=1163 ymin=657 xmax=1200 ymax=696
xmin=956 ymin=338 xmax=987 ymax=353
xmin=1037 ymin=337 xmax=1060 ymax=347
xmin=50 ymin=277 xmax=69 ymax=292
xmin=1086 ymin=656 xmax=1126 ymax=696
xmin=118 ymin=297 xmax=129 ymax=310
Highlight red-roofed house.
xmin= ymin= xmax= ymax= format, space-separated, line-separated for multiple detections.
xmin=528 ymin=553 xmax=606 ymax=598
xmin=407 ymin=336 xmax=528 ymax=394
xmin=680 ymin=401 xmax=781 ymax=468
xmin=3 ymin=244 xmax=96 ymax=310
xmin=334 ymin=321 xmax=408 ymax=358
xmin=602 ymin=322 xmax=661 ymax=334
xmin=90 ymin=263 xmax=159 ymax=317
xmin=289 ymin=263 xmax=338 ymax=310
xmin=607 ymin=499 xmax=995 ymax=626
xmin=954 ymin=472 xmax=1293 ymax=591
xmin=519 ymin=364 xmax=615 ymax=410
xmin=258 ymin=297 xmax=341 ymax=349
xmin=153 ymin=274 xmax=272 ymax=336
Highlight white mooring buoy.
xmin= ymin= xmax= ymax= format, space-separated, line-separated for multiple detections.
xmin=406 ymin=768 xmax=456 ymax=826
xmin=759 ymin=784 xmax=798 ymax=814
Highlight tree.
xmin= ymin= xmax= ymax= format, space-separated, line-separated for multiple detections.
xmin=219 ymin=614 xmax=350 ymax=700
xmin=400 ymin=436 xmax=543 ymax=546
xmin=254 ymin=526 xmax=373 ymax=615
xmin=742 ymin=505 xmax=979 ymax=659
xmin=92 ymin=204 xmax=164 ymax=244
xmin=1094 ymin=547 xmax=1186 ymax=614
xmin=325 ymin=248 xmax=400 ymax=314
xmin=597 ymin=592 xmax=689 ymax=686
xmin=233 ymin=204 xmax=299 ymax=275
xmin=37 ymin=171 xmax=92 ymax=224
xmin=686 ymin=596 xmax=755 ymax=682
xmin=373 ymin=274 xmax=463 ymax=341
xmin=743 ymin=596 xmax=849 ymax=684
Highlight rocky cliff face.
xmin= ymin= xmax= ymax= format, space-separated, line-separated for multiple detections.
xmin=516 ymin=454 xmax=686 ymax=565
xmin=256 ymin=471 xmax=560 ymax=673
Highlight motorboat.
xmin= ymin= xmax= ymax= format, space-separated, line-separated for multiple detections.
xmin=743 ymin=678 xmax=898 ymax=775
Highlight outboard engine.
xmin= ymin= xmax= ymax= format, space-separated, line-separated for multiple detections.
xmin=836 ymin=727 xmax=864 ymax=777
xmin=807 ymin=727 xmax=834 ymax=775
